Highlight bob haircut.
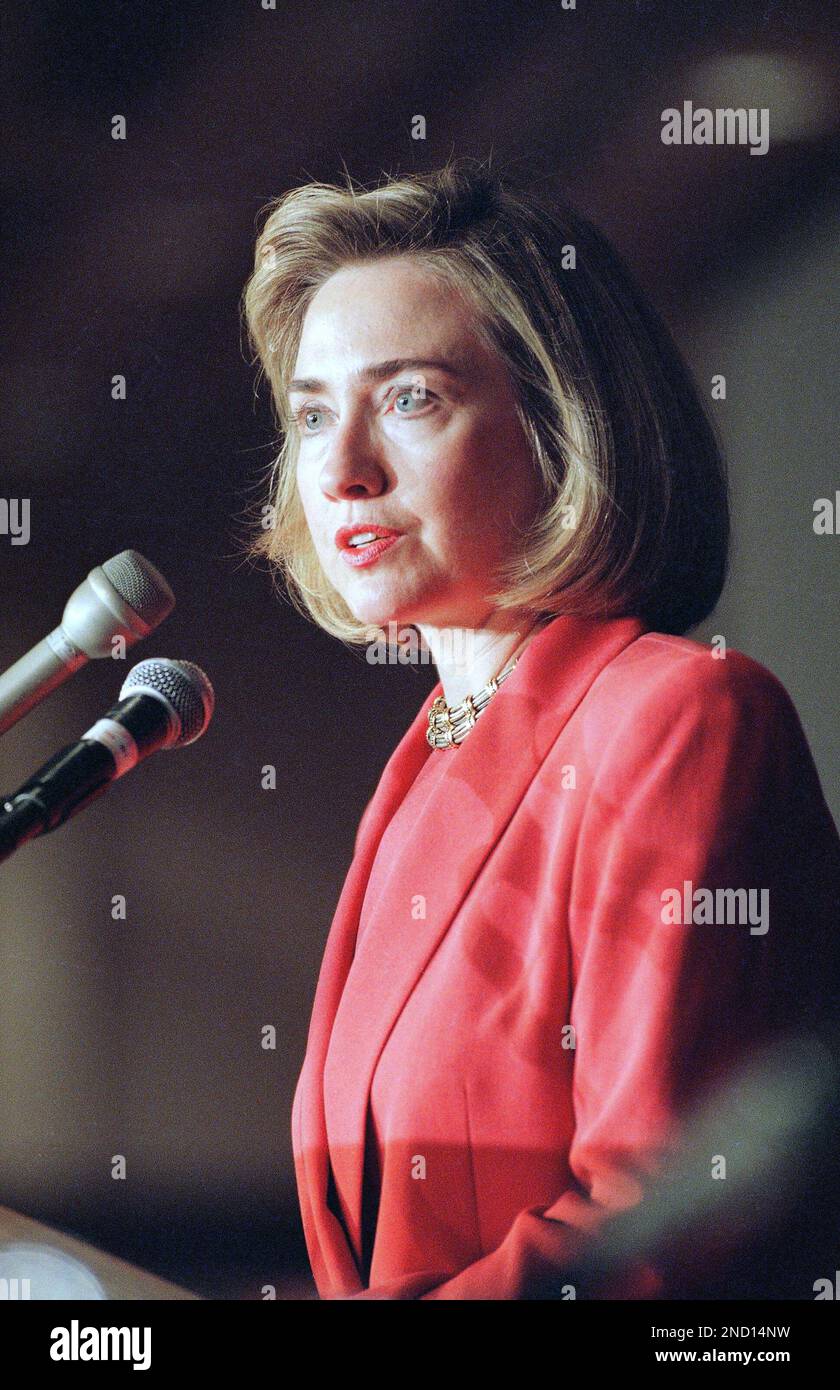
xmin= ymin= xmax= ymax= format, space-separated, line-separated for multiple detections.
xmin=242 ymin=158 xmax=729 ymax=642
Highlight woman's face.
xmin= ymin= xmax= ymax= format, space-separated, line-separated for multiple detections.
xmin=287 ymin=256 xmax=543 ymax=633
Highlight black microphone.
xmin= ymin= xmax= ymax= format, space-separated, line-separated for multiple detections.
xmin=0 ymin=658 xmax=214 ymax=865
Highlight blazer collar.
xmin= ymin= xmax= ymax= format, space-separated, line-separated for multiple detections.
xmin=295 ymin=611 xmax=650 ymax=1287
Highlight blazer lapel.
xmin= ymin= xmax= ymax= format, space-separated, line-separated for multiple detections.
xmin=298 ymin=613 xmax=649 ymax=1285
xmin=292 ymin=673 xmax=437 ymax=1293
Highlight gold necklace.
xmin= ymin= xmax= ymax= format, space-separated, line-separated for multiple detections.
xmin=425 ymin=621 xmax=545 ymax=751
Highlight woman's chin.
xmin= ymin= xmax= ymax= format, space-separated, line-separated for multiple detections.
xmin=343 ymin=592 xmax=412 ymax=630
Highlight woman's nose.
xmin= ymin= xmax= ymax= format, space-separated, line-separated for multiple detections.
xmin=319 ymin=417 xmax=388 ymax=499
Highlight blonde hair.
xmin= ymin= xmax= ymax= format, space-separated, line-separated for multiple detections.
xmin=241 ymin=157 xmax=729 ymax=642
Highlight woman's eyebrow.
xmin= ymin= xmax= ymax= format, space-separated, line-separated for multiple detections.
xmin=286 ymin=357 xmax=468 ymax=395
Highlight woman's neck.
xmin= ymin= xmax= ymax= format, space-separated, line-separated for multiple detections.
xmin=415 ymin=612 xmax=548 ymax=707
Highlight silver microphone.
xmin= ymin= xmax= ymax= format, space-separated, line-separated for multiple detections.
xmin=0 ymin=550 xmax=175 ymax=736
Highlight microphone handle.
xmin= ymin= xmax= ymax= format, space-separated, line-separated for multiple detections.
xmin=1 ymin=739 xmax=116 ymax=864
xmin=0 ymin=629 xmax=86 ymax=736
xmin=0 ymin=797 xmax=44 ymax=865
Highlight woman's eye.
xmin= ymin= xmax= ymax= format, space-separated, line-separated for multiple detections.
xmin=294 ymin=407 xmax=325 ymax=434
xmin=392 ymin=385 xmax=433 ymax=415
xmin=292 ymin=386 xmax=434 ymax=433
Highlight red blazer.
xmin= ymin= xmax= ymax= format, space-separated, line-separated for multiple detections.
xmin=291 ymin=613 xmax=840 ymax=1299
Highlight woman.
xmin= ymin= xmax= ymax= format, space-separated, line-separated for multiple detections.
xmin=242 ymin=161 xmax=840 ymax=1300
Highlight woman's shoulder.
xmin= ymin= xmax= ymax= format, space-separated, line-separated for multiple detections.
xmin=602 ymin=628 xmax=798 ymax=723
xmin=571 ymin=626 xmax=814 ymax=785
xmin=552 ymin=625 xmax=836 ymax=851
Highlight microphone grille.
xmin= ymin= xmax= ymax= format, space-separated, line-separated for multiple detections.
xmin=121 ymin=659 xmax=214 ymax=746
xmin=102 ymin=550 xmax=175 ymax=627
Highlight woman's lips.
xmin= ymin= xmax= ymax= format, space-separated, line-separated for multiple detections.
xmin=339 ymin=533 xmax=404 ymax=567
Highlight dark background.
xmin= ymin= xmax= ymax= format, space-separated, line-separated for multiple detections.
xmin=1 ymin=0 xmax=838 ymax=1298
